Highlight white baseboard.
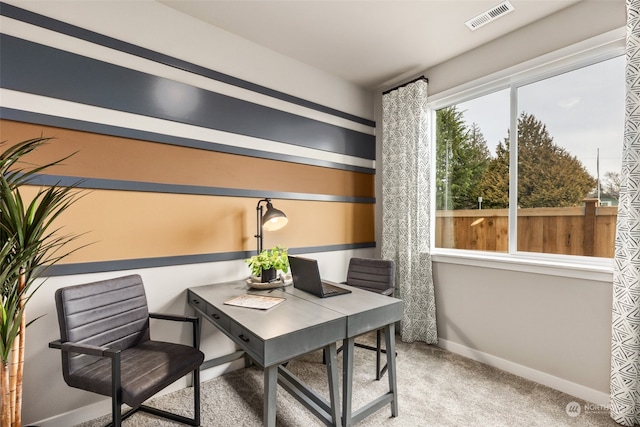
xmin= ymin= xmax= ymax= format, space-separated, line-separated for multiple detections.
xmin=437 ymin=338 xmax=609 ymax=407
xmin=34 ymin=399 xmax=113 ymax=427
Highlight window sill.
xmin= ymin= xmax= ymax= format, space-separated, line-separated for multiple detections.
xmin=431 ymin=249 xmax=613 ymax=283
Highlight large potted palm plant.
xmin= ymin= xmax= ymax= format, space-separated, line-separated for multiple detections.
xmin=0 ymin=137 xmax=83 ymax=427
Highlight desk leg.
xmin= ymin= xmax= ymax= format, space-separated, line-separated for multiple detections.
xmin=341 ymin=337 xmax=355 ymax=427
xmin=264 ymin=365 xmax=278 ymax=427
xmin=385 ymin=323 xmax=398 ymax=417
xmin=194 ymin=314 xmax=203 ymax=387
xmin=324 ymin=343 xmax=341 ymax=426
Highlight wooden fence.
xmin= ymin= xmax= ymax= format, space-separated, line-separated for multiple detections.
xmin=435 ymin=199 xmax=618 ymax=258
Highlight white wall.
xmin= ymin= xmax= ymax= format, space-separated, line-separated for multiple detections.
xmin=10 ymin=0 xmax=373 ymax=121
xmin=433 ymin=262 xmax=613 ymax=405
xmin=374 ymin=0 xmax=624 ymax=407
xmin=425 ymin=0 xmax=626 ymax=96
xmin=6 ymin=1 xmax=375 ymax=425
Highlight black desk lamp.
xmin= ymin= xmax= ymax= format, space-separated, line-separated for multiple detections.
xmin=255 ymin=198 xmax=288 ymax=254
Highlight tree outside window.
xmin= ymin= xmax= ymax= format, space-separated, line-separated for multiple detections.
xmin=434 ymin=55 xmax=623 ymax=258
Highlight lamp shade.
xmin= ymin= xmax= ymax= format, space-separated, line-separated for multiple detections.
xmin=262 ymin=202 xmax=288 ymax=231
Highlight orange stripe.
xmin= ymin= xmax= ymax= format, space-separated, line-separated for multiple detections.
xmin=1 ymin=120 xmax=374 ymax=198
xmin=19 ymin=187 xmax=374 ymax=264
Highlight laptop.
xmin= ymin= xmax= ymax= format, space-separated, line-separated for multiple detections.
xmin=288 ymin=256 xmax=352 ymax=298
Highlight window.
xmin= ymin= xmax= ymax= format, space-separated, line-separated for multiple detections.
xmin=434 ymin=54 xmax=624 ymax=260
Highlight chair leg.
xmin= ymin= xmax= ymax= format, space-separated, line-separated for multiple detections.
xmin=112 ymin=352 xmax=122 ymax=427
xmin=111 ymin=399 xmax=122 ymax=427
xmin=108 ymin=368 xmax=201 ymax=426
xmin=193 ymin=367 xmax=201 ymax=426
xmin=105 ymin=408 xmax=140 ymax=427
xmin=375 ymin=329 xmax=396 ymax=381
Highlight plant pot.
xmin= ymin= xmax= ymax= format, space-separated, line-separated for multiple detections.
xmin=261 ymin=268 xmax=277 ymax=283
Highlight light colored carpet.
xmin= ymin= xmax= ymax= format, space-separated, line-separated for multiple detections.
xmin=76 ymin=334 xmax=618 ymax=426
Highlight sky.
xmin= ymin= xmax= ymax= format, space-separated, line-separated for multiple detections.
xmin=457 ymin=55 xmax=625 ymax=183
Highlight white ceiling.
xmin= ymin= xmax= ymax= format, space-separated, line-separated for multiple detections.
xmin=159 ymin=0 xmax=584 ymax=89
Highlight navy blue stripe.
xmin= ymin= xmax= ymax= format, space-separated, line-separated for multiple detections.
xmin=27 ymin=174 xmax=376 ymax=204
xmin=43 ymin=243 xmax=376 ymax=276
xmin=0 ymin=2 xmax=376 ymax=128
xmin=0 ymin=34 xmax=375 ymax=160
xmin=0 ymin=108 xmax=375 ymax=174
xmin=42 ymin=252 xmax=247 ymax=276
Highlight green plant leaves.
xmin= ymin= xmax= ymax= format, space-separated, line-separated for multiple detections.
xmin=245 ymin=245 xmax=289 ymax=276
xmin=0 ymin=137 xmax=85 ymax=363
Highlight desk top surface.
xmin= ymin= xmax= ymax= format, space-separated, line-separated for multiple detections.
xmin=188 ymin=281 xmax=344 ymax=339
xmin=281 ymin=281 xmax=403 ymax=316
xmin=188 ymin=280 xmax=402 ymax=338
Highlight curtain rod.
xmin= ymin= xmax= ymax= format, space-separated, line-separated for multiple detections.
xmin=382 ymin=76 xmax=428 ymax=95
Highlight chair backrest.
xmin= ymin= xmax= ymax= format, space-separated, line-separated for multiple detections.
xmin=55 ymin=274 xmax=150 ymax=375
xmin=345 ymin=257 xmax=395 ymax=294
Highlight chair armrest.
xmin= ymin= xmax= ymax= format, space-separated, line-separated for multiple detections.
xmin=341 ymin=282 xmax=395 ymax=296
xmin=148 ymin=313 xmax=200 ymax=349
xmin=50 ymin=340 xmax=122 ymax=396
xmin=49 ymin=340 xmax=119 ymax=358
xmin=149 ymin=312 xmax=198 ymax=323
xmin=381 ymin=287 xmax=395 ymax=296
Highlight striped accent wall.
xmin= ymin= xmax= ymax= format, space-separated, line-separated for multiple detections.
xmin=0 ymin=3 xmax=376 ymax=275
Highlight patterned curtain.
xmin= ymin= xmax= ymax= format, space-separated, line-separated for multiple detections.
xmin=611 ymin=1 xmax=640 ymax=425
xmin=381 ymin=78 xmax=437 ymax=344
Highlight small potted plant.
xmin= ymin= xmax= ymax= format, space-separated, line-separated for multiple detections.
xmin=245 ymin=246 xmax=289 ymax=282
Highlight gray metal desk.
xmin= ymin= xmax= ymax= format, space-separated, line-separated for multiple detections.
xmin=187 ymin=280 xmax=402 ymax=426
xmin=281 ymin=284 xmax=403 ymax=426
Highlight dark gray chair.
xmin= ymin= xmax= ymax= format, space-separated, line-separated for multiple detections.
xmin=49 ymin=274 xmax=204 ymax=427
xmin=342 ymin=257 xmax=396 ymax=380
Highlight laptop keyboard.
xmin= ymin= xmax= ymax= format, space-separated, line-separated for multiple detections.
xmin=322 ymin=282 xmax=343 ymax=295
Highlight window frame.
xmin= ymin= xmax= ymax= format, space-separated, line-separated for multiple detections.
xmin=427 ymin=29 xmax=625 ymax=281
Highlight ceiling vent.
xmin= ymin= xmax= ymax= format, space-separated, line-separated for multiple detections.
xmin=465 ymin=0 xmax=515 ymax=31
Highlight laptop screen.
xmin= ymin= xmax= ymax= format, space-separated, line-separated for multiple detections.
xmin=288 ymin=256 xmax=324 ymax=297
xmin=288 ymin=256 xmax=351 ymax=298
